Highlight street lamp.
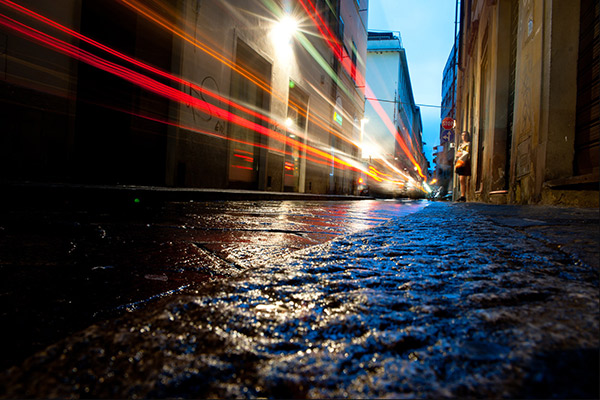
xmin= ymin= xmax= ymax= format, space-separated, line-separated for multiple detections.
xmin=272 ymin=14 xmax=298 ymax=58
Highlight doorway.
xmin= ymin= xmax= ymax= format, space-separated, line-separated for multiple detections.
xmin=227 ymin=40 xmax=272 ymax=189
xmin=284 ymin=80 xmax=309 ymax=192
xmin=574 ymin=0 xmax=599 ymax=177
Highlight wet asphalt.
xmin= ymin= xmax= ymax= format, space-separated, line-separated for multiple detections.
xmin=0 ymin=196 xmax=598 ymax=399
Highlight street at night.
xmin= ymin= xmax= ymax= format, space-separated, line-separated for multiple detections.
xmin=1 ymin=0 xmax=598 ymax=397
xmin=1 ymin=193 xmax=598 ymax=398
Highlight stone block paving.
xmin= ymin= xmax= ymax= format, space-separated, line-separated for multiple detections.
xmin=1 ymin=201 xmax=598 ymax=398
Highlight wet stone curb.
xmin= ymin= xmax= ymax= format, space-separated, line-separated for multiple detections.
xmin=1 ymin=202 xmax=598 ymax=398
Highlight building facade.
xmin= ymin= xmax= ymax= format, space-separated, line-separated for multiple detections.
xmin=0 ymin=0 xmax=369 ymax=195
xmin=455 ymin=0 xmax=599 ymax=206
xmin=435 ymin=37 xmax=459 ymax=197
xmin=365 ymin=31 xmax=427 ymax=196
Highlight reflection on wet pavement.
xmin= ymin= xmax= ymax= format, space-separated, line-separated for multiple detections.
xmin=1 ymin=202 xmax=597 ymax=399
xmin=0 ymin=199 xmax=427 ymax=369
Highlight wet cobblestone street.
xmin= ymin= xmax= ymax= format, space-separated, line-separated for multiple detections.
xmin=0 ymin=196 xmax=425 ymax=371
xmin=1 ymin=200 xmax=599 ymax=398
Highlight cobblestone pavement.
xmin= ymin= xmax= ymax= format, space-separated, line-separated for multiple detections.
xmin=1 ymin=201 xmax=598 ymax=398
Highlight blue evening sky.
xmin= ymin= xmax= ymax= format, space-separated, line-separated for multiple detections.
xmin=367 ymin=0 xmax=458 ymax=168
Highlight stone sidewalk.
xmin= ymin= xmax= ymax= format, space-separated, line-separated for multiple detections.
xmin=461 ymin=202 xmax=599 ymax=271
xmin=1 ymin=201 xmax=598 ymax=398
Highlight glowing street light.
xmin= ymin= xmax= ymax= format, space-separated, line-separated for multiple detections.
xmin=272 ymin=14 xmax=298 ymax=58
xmin=278 ymin=15 xmax=298 ymax=41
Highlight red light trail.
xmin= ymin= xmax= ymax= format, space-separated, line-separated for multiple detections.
xmin=0 ymin=0 xmax=418 ymax=186
xmin=0 ymin=0 xmax=366 ymax=176
xmin=0 ymin=0 xmax=276 ymax=128
xmin=299 ymin=0 xmax=426 ymax=181
xmin=297 ymin=0 xmax=343 ymax=60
